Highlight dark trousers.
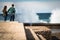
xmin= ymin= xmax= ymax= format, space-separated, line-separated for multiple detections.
xmin=10 ymin=15 xmax=15 ymax=21
xmin=4 ymin=15 xmax=7 ymax=21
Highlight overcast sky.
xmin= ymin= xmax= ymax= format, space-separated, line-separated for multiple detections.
xmin=0 ymin=1 xmax=60 ymax=13
xmin=0 ymin=0 xmax=60 ymax=13
xmin=0 ymin=0 xmax=60 ymax=2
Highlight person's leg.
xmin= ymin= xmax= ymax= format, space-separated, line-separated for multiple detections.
xmin=4 ymin=15 xmax=7 ymax=21
xmin=10 ymin=14 xmax=15 ymax=21
xmin=5 ymin=16 xmax=7 ymax=21
xmin=10 ymin=16 xmax=12 ymax=21
xmin=13 ymin=15 xmax=15 ymax=21
xmin=4 ymin=16 xmax=6 ymax=21
xmin=11 ymin=15 xmax=15 ymax=21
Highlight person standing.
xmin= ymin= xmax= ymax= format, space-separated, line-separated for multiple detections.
xmin=2 ymin=6 xmax=7 ymax=21
xmin=8 ymin=4 xmax=16 ymax=21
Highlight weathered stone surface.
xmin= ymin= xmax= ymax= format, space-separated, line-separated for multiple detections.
xmin=25 ymin=27 xmax=40 ymax=40
xmin=26 ymin=26 xmax=51 ymax=40
xmin=52 ymin=32 xmax=60 ymax=39
xmin=37 ymin=34 xmax=46 ymax=40
xmin=0 ymin=22 xmax=26 ymax=40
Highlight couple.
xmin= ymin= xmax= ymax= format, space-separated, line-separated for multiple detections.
xmin=2 ymin=4 xmax=16 ymax=21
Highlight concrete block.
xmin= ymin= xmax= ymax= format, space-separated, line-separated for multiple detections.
xmin=0 ymin=22 xmax=26 ymax=40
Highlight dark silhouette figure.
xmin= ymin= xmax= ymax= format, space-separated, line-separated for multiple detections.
xmin=2 ymin=6 xmax=7 ymax=21
xmin=8 ymin=4 xmax=16 ymax=21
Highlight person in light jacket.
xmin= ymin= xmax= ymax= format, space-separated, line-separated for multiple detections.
xmin=8 ymin=4 xmax=16 ymax=21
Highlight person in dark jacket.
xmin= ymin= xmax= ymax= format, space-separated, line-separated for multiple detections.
xmin=8 ymin=4 xmax=16 ymax=21
xmin=2 ymin=6 xmax=7 ymax=21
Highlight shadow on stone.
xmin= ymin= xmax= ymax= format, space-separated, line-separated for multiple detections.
xmin=52 ymin=36 xmax=60 ymax=40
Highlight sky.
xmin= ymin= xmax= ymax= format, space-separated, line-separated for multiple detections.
xmin=0 ymin=0 xmax=60 ymax=2
xmin=0 ymin=1 xmax=60 ymax=13
xmin=0 ymin=0 xmax=60 ymax=23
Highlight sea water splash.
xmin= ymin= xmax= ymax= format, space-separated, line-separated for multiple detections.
xmin=14 ymin=2 xmax=39 ymax=23
xmin=50 ymin=9 xmax=60 ymax=23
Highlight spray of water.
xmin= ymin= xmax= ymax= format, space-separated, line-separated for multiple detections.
xmin=50 ymin=9 xmax=60 ymax=23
